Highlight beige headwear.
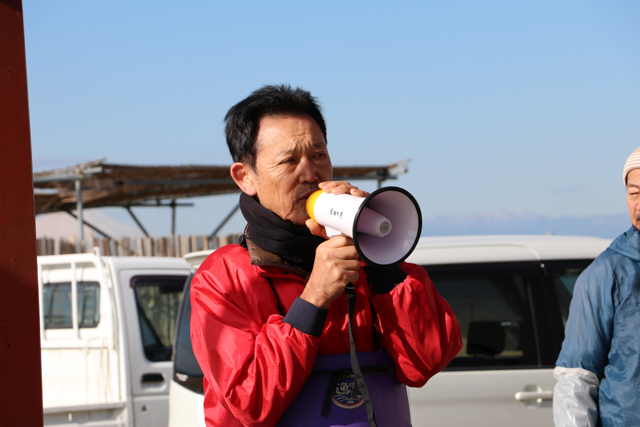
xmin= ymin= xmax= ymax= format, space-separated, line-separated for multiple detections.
xmin=623 ymin=146 xmax=640 ymax=185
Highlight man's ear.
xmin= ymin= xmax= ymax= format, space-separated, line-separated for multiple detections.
xmin=230 ymin=162 xmax=257 ymax=196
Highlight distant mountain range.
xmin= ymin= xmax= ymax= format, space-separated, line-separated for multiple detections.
xmin=421 ymin=209 xmax=628 ymax=239
xmin=36 ymin=209 xmax=629 ymax=241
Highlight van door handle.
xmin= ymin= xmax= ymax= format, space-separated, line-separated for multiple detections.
xmin=514 ymin=391 xmax=553 ymax=401
xmin=141 ymin=373 xmax=165 ymax=383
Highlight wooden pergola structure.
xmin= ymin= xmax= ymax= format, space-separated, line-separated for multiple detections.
xmin=33 ymin=159 xmax=409 ymax=240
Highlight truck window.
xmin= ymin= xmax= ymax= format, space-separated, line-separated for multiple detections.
xmin=426 ymin=264 xmax=539 ymax=369
xmin=42 ymin=282 xmax=100 ymax=329
xmin=131 ymin=275 xmax=187 ymax=362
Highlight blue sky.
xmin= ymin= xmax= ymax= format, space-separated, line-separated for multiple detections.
xmin=24 ymin=1 xmax=640 ymax=237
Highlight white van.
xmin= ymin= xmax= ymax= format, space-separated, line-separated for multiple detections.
xmin=38 ymin=252 xmax=191 ymax=427
xmin=168 ymin=251 xmax=211 ymax=427
xmin=168 ymin=235 xmax=611 ymax=426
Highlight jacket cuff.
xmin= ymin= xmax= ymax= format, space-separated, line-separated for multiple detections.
xmin=363 ymin=264 xmax=408 ymax=294
xmin=283 ymin=297 xmax=328 ymax=337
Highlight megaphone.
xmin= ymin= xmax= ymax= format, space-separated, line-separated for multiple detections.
xmin=306 ymin=186 xmax=422 ymax=266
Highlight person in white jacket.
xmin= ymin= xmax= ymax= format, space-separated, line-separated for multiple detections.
xmin=554 ymin=146 xmax=640 ymax=427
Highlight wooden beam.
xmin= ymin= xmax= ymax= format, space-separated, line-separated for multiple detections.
xmin=0 ymin=0 xmax=44 ymax=426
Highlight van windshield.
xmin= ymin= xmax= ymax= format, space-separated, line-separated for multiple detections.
xmin=172 ymin=274 xmax=205 ymax=394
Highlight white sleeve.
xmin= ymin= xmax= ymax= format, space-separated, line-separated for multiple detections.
xmin=553 ymin=366 xmax=599 ymax=427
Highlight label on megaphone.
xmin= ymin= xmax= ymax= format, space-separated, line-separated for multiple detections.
xmin=306 ymin=190 xmax=392 ymax=238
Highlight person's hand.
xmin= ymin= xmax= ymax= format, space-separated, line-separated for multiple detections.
xmin=318 ymin=181 xmax=369 ymax=198
xmin=299 ymin=235 xmax=360 ymax=309
xmin=300 ymin=180 xmax=366 ymax=308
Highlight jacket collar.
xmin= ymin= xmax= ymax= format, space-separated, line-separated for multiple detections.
xmin=244 ymin=235 xmax=311 ymax=280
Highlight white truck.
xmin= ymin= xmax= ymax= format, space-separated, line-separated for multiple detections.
xmin=38 ymin=251 xmax=191 ymax=427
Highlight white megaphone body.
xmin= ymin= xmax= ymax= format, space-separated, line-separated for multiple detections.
xmin=306 ymin=187 xmax=422 ymax=266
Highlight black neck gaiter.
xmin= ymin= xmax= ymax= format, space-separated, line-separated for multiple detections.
xmin=239 ymin=192 xmax=325 ymax=272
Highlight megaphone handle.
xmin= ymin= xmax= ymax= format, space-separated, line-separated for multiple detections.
xmin=345 ymin=284 xmax=377 ymax=427
xmin=325 ymin=226 xmax=343 ymax=238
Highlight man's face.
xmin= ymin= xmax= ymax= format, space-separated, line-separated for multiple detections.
xmin=241 ymin=114 xmax=332 ymax=225
xmin=627 ymin=169 xmax=640 ymax=228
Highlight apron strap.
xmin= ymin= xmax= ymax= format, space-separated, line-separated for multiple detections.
xmin=346 ymin=284 xmax=378 ymax=427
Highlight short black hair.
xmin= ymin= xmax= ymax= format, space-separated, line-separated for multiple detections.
xmin=224 ymin=84 xmax=327 ymax=169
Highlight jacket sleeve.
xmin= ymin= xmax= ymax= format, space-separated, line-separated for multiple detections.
xmin=367 ymin=262 xmax=462 ymax=387
xmin=554 ymin=257 xmax=615 ymax=426
xmin=189 ymin=249 xmax=324 ymax=426
xmin=553 ymin=367 xmax=599 ymax=427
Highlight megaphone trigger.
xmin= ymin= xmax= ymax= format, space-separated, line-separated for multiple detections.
xmin=324 ymin=226 xmax=343 ymax=239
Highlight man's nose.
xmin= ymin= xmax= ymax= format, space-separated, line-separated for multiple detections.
xmin=298 ymin=158 xmax=317 ymax=183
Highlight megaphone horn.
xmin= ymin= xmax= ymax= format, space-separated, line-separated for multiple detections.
xmin=306 ymin=187 xmax=422 ymax=266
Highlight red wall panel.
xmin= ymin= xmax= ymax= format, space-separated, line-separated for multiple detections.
xmin=0 ymin=0 xmax=44 ymax=426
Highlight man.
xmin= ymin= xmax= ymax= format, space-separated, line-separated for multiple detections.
xmin=554 ymin=146 xmax=640 ymax=426
xmin=190 ymin=85 xmax=462 ymax=427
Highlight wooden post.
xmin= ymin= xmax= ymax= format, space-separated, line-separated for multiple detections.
xmin=0 ymin=0 xmax=44 ymax=426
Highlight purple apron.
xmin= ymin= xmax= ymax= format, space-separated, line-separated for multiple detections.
xmin=277 ymin=351 xmax=412 ymax=427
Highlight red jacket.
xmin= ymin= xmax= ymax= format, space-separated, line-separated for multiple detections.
xmin=190 ymin=243 xmax=461 ymax=427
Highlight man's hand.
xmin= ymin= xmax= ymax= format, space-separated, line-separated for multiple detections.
xmin=300 ymin=235 xmax=360 ymax=309
xmin=318 ymin=181 xmax=369 ymax=198
xmin=300 ymin=181 xmax=366 ymax=308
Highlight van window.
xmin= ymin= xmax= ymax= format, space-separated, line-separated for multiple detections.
xmin=131 ymin=275 xmax=187 ymax=362
xmin=42 ymin=282 xmax=101 ymax=329
xmin=545 ymin=261 xmax=593 ymax=328
xmin=426 ymin=264 xmax=539 ymax=369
